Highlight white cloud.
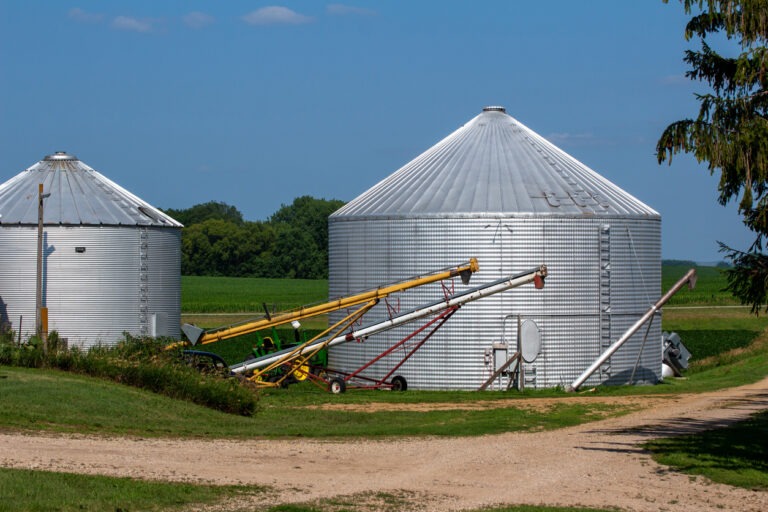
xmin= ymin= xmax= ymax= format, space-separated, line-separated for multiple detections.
xmin=183 ymin=11 xmax=215 ymax=29
xmin=112 ymin=15 xmax=155 ymax=33
xmin=326 ymin=4 xmax=377 ymax=16
xmin=242 ymin=6 xmax=313 ymax=26
xmin=68 ymin=7 xmax=104 ymax=23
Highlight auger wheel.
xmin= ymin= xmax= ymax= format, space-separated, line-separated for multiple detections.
xmin=391 ymin=375 xmax=408 ymax=392
xmin=328 ymin=378 xmax=346 ymax=394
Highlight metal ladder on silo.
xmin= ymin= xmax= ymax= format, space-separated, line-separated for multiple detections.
xmin=599 ymin=225 xmax=612 ymax=380
xmin=139 ymin=227 xmax=149 ymax=336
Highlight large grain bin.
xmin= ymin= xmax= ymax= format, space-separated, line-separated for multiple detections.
xmin=328 ymin=107 xmax=661 ymax=390
xmin=0 ymin=152 xmax=182 ymax=349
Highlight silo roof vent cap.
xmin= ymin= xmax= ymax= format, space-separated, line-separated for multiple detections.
xmin=482 ymin=106 xmax=506 ymax=113
xmin=43 ymin=151 xmax=78 ymax=161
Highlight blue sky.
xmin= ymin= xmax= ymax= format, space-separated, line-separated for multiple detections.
xmin=0 ymin=1 xmax=755 ymax=262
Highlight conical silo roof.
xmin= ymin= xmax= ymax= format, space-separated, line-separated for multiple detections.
xmin=332 ymin=106 xmax=658 ymax=219
xmin=0 ymin=152 xmax=182 ymax=227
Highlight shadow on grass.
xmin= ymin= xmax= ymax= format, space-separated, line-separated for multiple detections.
xmin=581 ymin=390 xmax=768 ymax=441
xmin=642 ymin=409 xmax=768 ymax=489
xmin=574 ymin=389 xmax=768 ymax=490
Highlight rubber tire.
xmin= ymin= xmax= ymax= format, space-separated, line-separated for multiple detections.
xmin=329 ymin=378 xmax=346 ymax=394
xmin=391 ymin=375 xmax=408 ymax=392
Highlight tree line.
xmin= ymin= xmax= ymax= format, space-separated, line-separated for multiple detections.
xmin=162 ymin=196 xmax=344 ymax=279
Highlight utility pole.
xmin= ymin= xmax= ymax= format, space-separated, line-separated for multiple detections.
xmin=36 ymin=183 xmax=51 ymax=351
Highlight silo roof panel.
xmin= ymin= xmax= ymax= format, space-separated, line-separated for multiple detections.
xmin=0 ymin=153 xmax=182 ymax=227
xmin=332 ymin=108 xmax=659 ymax=219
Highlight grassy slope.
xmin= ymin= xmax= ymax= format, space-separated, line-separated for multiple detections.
xmin=0 ymin=467 xmax=261 ymax=512
xmin=0 ymin=366 xmax=631 ymax=438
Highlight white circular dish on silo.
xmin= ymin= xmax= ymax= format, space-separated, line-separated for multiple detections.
xmin=520 ymin=319 xmax=541 ymax=363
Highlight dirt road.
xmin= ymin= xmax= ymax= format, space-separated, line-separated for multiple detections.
xmin=2 ymin=378 xmax=767 ymax=511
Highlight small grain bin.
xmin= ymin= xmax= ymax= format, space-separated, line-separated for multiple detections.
xmin=328 ymin=107 xmax=661 ymax=390
xmin=0 ymin=152 xmax=182 ymax=348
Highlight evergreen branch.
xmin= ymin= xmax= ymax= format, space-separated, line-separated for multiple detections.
xmin=675 ymin=0 xmax=768 ymax=45
xmin=719 ymin=241 xmax=768 ymax=313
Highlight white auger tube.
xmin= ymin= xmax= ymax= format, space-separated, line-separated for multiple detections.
xmin=565 ymin=268 xmax=697 ymax=393
xmin=229 ymin=265 xmax=547 ymax=375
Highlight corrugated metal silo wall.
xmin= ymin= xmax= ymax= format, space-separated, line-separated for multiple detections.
xmin=0 ymin=225 xmax=180 ymax=348
xmin=146 ymin=228 xmax=181 ymax=339
xmin=0 ymin=226 xmax=36 ymax=338
xmin=328 ymin=216 xmax=661 ymax=390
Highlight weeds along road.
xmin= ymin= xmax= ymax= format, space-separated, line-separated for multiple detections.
xmin=1 ymin=378 xmax=768 ymax=512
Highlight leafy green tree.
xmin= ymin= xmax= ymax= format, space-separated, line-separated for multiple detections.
xmin=181 ymin=220 xmax=234 ymax=275
xmin=268 ymin=224 xmax=325 ymax=279
xmin=239 ymin=222 xmax=277 ymax=276
xmin=270 ymin=196 xmax=345 ymax=250
xmin=181 ymin=219 xmax=276 ymax=276
xmin=180 ymin=224 xmax=213 ymax=275
xmin=269 ymin=196 xmax=345 ymax=279
xmin=657 ymin=0 xmax=768 ymax=312
xmin=174 ymin=197 xmax=343 ymax=278
xmin=163 ymin=201 xmax=244 ymax=226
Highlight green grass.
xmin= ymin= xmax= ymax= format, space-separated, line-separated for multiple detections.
xmin=0 ymin=366 xmax=631 ymax=439
xmin=182 ymin=275 xmax=328 ymax=313
xmin=0 ymin=467 xmax=264 ymax=512
xmin=0 ymin=367 xmax=256 ymax=437
xmin=182 ymin=263 xmax=728 ymax=315
xmin=645 ymin=410 xmax=768 ymax=490
xmin=661 ymin=309 xmax=767 ymax=368
xmin=258 ymin=399 xmax=624 ymax=438
xmin=2 ymin=334 xmax=766 ymax=439
xmin=180 ymin=275 xmax=329 ymax=333
xmin=0 ymin=467 xmax=612 ymax=512
xmin=669 ymin=329 xmax=756 ymax=360
xmin=645 ymin=343 xmax=768 ymax=393
xmin=180 ymin=264 xmax=738 ymax=319
xmin=662 ymin=307 xmax=768 ymax=331
xmin=662 ymin=264 xmax=737 ymax=306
